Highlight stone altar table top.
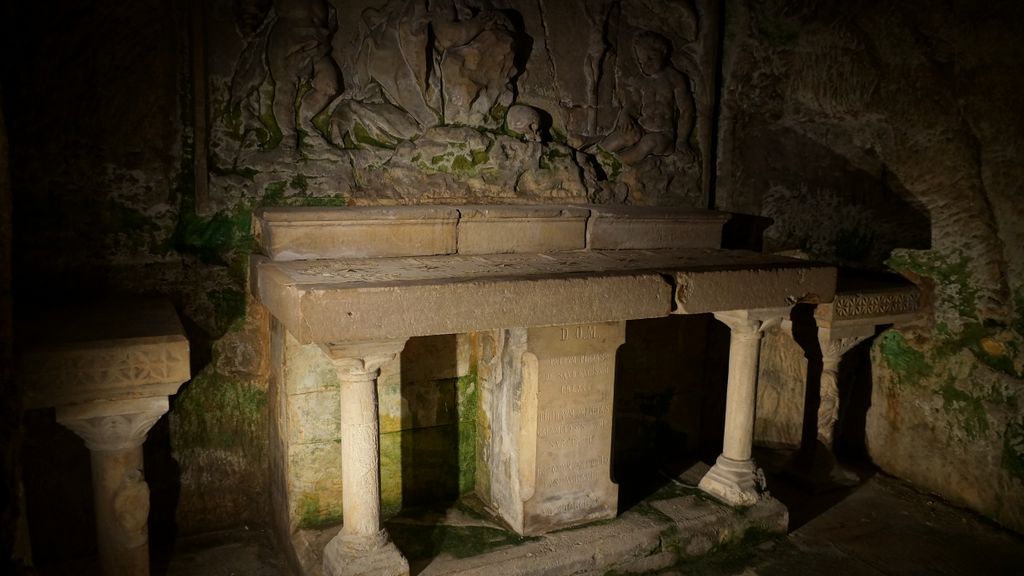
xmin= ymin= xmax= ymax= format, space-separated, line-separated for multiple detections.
xmin=254 ymin=248 xmax=836 ymax=343
xmin=20 ymin=299 xmax=191 ymax=409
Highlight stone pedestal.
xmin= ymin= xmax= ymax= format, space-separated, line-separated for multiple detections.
xmin=483 ymin=322 xmax=624 ymax=535
xmin=321 ymin=339 xmax=409 ymax=576
xmin=792 ymin=278 xmax=920 ymax=484
xmin=57 ymin=397 xmax=169 ymax=576
xmin=699 ymin=309 xmax=787 ymax=506
xmin=20 ymin=299 xmax=190 ymax=576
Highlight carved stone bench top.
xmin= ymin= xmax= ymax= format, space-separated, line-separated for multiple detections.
xmin=254 ymin=248 xmax=835 ymax=343
xmin=20 ymin=299 xmax=191 ymax=408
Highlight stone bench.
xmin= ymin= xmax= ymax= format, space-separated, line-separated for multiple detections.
xmin=251 ymin=205 xmax=837 ymax=576
xmin=20 ymin=299 xmax=190 ymax=576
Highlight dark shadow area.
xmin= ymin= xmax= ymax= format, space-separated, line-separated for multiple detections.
xmin=394 ymin=334 xmax=462 ymax=574
xmin=21 ymin=410 xmax=96 ymax=568
xmin=145 ymin=416 xmax=182 ymax=576
xmin=613 ymin=315 xmax=723 ymax=513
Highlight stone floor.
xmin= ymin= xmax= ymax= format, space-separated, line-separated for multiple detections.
xmin=35 ymin=450 xmax=1024 ymax=576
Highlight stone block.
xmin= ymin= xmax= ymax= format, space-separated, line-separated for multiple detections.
xmin=255 ymin=206 xmax=458 ymax=261
xmin=20 ymin=299 xmax=190 ymax=408
xmin=588 ymin=205 xmax=730 ymax=250
xmin=287 ymin=389 xmax=341 ymax=445
xmin=256 ymin=252 xmax=674 ymax=343
xmin=485 ymin=322 xmax=625 ymax=535
xmin=288 ymin=441 xmax=344 ymax=530
xmin=456 ymin=205 xmax=588 ymax=254
xmin=673 ymin=261 xmax=837 ymax=314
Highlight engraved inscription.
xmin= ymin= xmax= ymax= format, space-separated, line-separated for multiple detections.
xmin=523 ymin=322 xmax=625 ymax=532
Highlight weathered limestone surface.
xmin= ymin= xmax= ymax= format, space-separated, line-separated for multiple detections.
xmin=255 ymin=248 xmax=835 ymax=343
xmin=255 ymin=206 xmax=459 ymax=262
xmin=456 ymin=205 xmax=588 ymax=255
xmin=484 ymin=322 xmax=624 ymax=535
xmin=719 ymin=1 xmax=1024 ymax=532
xmin=588 ymin=206 xmax=730 ymax=250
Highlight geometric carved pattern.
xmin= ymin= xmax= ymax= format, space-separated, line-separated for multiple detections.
xmin=831 ymin=289 xmax=920 ymax=321
xmin=23 ymin=340 xmax=190 ymax=407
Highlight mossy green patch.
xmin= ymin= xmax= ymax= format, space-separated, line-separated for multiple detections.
xmin=173 ymin=204 xmax=254 ymax=266
xmin=171 ymin=369 xmax=267 ymax=453
xmin=938 ymin=377 xmax=990 ymax=441
xmin=878 ymin=331 xmax=932 ymax=387
xmin=886 ymin=250 xmax=979 ymax=319
xmin=458 ymin=422 xmax=477 ymax=494
xmin=289 ymin=173 xmax=308 ymax=193
xmin=296 ymin=492 xmax=343 ymax=530
xmin=209 ymin=288 xmax=247 ymax=333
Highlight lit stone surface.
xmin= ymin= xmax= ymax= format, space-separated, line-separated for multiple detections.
xmin=456 ymin=205 xmax=589 ymax=254
xmin=587 ymin=205 xmax=730 ymax=250
xmin=481 ymin=319 xmax=618 ymax=532
xmin=519 ymin=322 xmax=625 ymax=534
xmin=255 ymin=206 xmax=459 ymax=261
xmin=255 ymin=249 xmax=833 ymax=343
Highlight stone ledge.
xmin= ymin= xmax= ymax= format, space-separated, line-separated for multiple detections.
xmin=284 ymin=482 xmax=787 ymax=576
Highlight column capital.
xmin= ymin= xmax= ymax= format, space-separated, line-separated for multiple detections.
xmin=320 ymin=339 xmax=408 ymax=375
xmin=713 ymin=307 xmax=790 ymax=335
xmin=56 ymin=396 xmax=169 ymax=452
xmin=816 ymin=325 xmax=873 ymax=364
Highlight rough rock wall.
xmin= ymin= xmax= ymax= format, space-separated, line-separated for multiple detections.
xmin=719 ymin=0 xmax=1024 ymax=531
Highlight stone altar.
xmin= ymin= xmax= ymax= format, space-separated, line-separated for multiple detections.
xmin=252 ymin=205 xmax=836 ymax=576
xmin=20 ymin=300 xmax=191 ymax=576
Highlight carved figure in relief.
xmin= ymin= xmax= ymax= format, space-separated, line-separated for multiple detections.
xmin=431 ymin=1 xmax=520 ymax=128
xmin=600 ymin=31 xmax=695 ymax=165
xmin=114 ymin=469 xmax=150 ymax=546
xmin=506 ymin=105 xmax=542 ymax=142
xmin=228 ymin=0 xmax=341 ymax=151
xmin=267 ymin=0 xmax=341 ymax=148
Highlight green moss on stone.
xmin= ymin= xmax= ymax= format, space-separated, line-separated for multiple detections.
xmin=296 ymin=492 xmax=344 ymax=530
xmin=472 ymin=149 xmax=489 ymax=165
xmin=878 ymin=331 xmax=932 ymax=387
xmin=886 ymin=250 xmax=979 ymax=319
xmin=938 ymin=378 xmax=990 ymax=441
xmin=451 ymin=155 xmax=472 ymax=172
xmin=209 ymin=288 xmax=247 ymax=333
xmin=289 ymin=173 xmax=309 ymax=193
xmin=171 ymin=370 xmax=267 ymax=453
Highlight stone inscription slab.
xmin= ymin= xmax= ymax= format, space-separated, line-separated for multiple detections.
xmin=522 ymin=321 xmax=625 ymax=534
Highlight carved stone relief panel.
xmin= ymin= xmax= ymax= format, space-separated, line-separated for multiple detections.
xmin=200 ymin=1 xmax=718 ymax=209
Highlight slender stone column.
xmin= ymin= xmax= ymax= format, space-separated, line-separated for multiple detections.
xmin=699 ymin=309 xmax=787 ymax=506
xmin=817 ymin=332 xmax=870 ymax=447
xmin=321 ymin=339 xmax=409 ymax=576
xmin=56 ymin=396 xmax=169 ymax=576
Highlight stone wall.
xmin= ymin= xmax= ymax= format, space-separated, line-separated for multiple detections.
xmin=719 ymin=0 xmax=1024 ymax=531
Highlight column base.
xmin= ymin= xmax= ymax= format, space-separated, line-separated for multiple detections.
xmin=698 ymin=455 xmax=766 ymax=507
xmin=323 ymin=531 xmax=409 ymax=576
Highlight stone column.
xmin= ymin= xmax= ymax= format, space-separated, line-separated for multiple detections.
xmin=699 ymin=309 xmax=787 ymax=506
xmin=56 ymin=396 xmax=169 ymax=576
xmin=816 ymin=331 xmax=871 ymax=447
xmin=321 ymin=339 xmax=409 ymax=576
